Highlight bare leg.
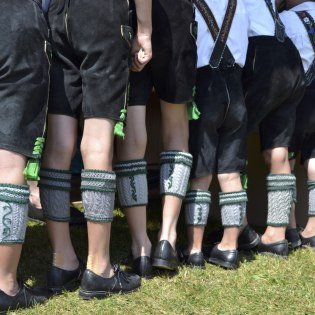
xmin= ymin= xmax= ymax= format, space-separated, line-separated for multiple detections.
xmin=218 ymin=173 xmax=243 ymax=250
xmin=116 ymin=106 xmax=151 ymax=258
xmin=262 ymin=147 xmax=291 ymax=244
xmin=301 ymin=158 xmax=315 ymax=238
xmin=159 ymin=101 xmax=189 ymax=248
xmin=42 ymin=115 xmax=79 ymax=270
xmin=186 ymin=175 xmax=212 ymax=254
xmin=81 ymin=118 xmax=115 ymax=278
xmin=0 ymin=150 xmax=26 ymax=295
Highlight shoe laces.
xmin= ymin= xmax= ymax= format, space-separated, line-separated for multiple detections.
xmin=113 ymin=264 xmax=130 ymax=285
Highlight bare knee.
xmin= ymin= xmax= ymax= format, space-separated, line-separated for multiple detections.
xmin=263 ymin=148 xmax=290 ymax=173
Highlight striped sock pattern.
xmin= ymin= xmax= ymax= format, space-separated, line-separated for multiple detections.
xmin=0 ymin=184 xmax=29 ymax=244
xmin=266 ymin=174 xmax=296 ymax=227
xmin=308 ymin=181 xmax=315 ymax=217
xmin=160 ymin=151 xmax=193 ymax=199
xmin=115 ymin=159 xmax=148 ymax=208
xmin=39 ymin=168 xmax=71 ymax=222
xmin=219 ymin=191 xmax=247 ymax=227
xmin=81 ymin=170 xmax=116 ymax=222
xmin=184 ymin=190 xmax=211 ymax=226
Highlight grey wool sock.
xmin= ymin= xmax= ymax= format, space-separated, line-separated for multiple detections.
xmin=160 ymin=151 xmax=193 ymax=199
xmin=184 ymin=190 xmax=211 ymax=226
xmin=266 ymin=174 xmax=296 ymax=227
xmin=0 ymin=184 xmax=29 ymax=244
xmin=219 ymin=191 xmax=247 ymax=227
xmin=39 ymin=168 xmax=72 ymax=222
xmin=81 ymin=170 xmax=116 ymax=222
xmin=115 ymin=159 xmax=148 ymax=208
xmin=308 ymin=180 xmax=315 ymax=217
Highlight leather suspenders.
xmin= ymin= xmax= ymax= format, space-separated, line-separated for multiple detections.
xmin=264 ymin=0 xmax=286 ymax=42
xmin=193 ymin=0 xmax=237 ymax=69
xmin=41 ymin=0 xmax=51 ymax=13
xmin=296 ymin=11 xmax=315 ymax=86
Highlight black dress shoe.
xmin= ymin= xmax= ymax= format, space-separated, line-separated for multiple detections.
xmin=286 ymin=228 xmax=302 ymax=250
xmin=177 ymin=247 xmax=205 ymax=268
xmin=257 ymin=239 xmax=289 ymax=257
xmin=47 ymin=258 xmax=85 ymax=293
xmin=132 ymin=256 xmax=152 ymax=278
xmin=0 ymin=281 xmax=50 ymax=313
xmin=152 ymin=240 xmax=179 ymax=271
xmin=238 ymin=225 xmax=260 ymax=251
xmin=300 ymin=234 xmax=315 ymax=248
xmin=207 ymin=244 xmax=238 ymax=269
xmin=205 ymin=225 xmax=260 ymax=251
xmin=79 ymin=265 xmax=141 ymax=300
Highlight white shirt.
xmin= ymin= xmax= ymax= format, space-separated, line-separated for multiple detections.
xmin=195 ymin=0 xmax=249 ymax=68
xmin=280 ymin=2 xmax=315 ymax=72
xmin=243 ymin=0 xmax=276 ymax=37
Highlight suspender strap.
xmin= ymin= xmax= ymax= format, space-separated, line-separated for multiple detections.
xmin=264 ymin=0 xmax=286 ymax=42
xmin=42 ymin=0 xmax=51 ymax=13
xmin=193 ymin=0 xmax=236 ymax=68
xmin=296 ymin=11 xmax=315 ymax=86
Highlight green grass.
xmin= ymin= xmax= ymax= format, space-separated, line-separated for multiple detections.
xmin=11 ymin=201 xmax=315 ymax=315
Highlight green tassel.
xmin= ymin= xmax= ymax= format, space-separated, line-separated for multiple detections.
xmin=114 ymin=108 xmax=127 ymax=139
xmin=241 ymin=173 xmax=248 ymax=190
xmin=187 ymin=86 xmax=200 ymax=120
xmin=114 ymin=121 xmax=125 ymax=139
xmin=23 ymin=137 xmax=45 ymax=181
xmin=187 ymin=101 xmax=201 ymax=120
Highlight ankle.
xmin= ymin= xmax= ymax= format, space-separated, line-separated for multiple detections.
xmin=301 ymin=227 xmax=315 ymax=238
xmin=131 ymin=238 xmax=152 ymax=258
xmin=52 ymin=252 xmax=79 ymax=271
xmin=87 ymin=255 xmax=113 ymax=278
xmin=218 ymin=241 xmax=237 ymax=251
xmin=261 ymin=232 xmax=285 ymax=244
xmin=0 ymin=278 xmax=19 ymax=296
xmin=159 ymin=231 xmax=177 ymax=249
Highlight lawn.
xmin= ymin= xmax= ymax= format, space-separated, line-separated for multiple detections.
xmin=12 ymin=201 xmax=315 ymax=315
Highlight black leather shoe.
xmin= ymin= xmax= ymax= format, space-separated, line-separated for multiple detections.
xmin=257 ymin=239 xmax=289 ymax=257
xmin=0 ymin=281 xmax=50 ymax=313
xmin=79 ymin=265 xmax=141 ymax=300
xmin=238 ymin=225 xmax=260 ymax=251
xmin=207 ymin=244 xmax=238 ymax=269
xmin=286 ymin=228 xmax=302 ymax=250
xmin=300 ymin=234 xmax=315 ymax=248
xmin=177 ymin=247 xmax=205 ymax=268
xmin=205 ymin=225 xmax=260 ymax=251
xmin=132 ymin=256 xmax=152 ymax=278
xmin=47 ymin=258 xmax=85 ymax=294
xmin=152 ymin=240 xmax=179 ymax=271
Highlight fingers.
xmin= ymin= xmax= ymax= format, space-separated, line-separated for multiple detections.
xmin=131 ymin=49 xmax=152 ymax=72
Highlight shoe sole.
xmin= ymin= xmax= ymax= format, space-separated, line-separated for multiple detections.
xmin=152 ymin=258 xmax=178 ymax=271
xmin=79 ymin=287 xmax=139 ymax=300
xmin=238 ymin=234 xmax=260 ymax=251
xmin=207 ymin=257 xmax=238 ymax=270
xmin=48 ymin=276 xmax=82 ymax=295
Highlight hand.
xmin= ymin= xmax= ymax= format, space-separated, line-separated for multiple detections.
xmin=131 ymin=33 xmax=152 ymax=72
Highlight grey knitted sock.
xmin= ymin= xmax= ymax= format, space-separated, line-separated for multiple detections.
xmin=266 ymin=174 xmax=296 ymax=227
xmin=39 ymin=168 xmax=71 ymax=221
xmin=81 ymin=170 xmax=116 ymax=222
xmin=308 ymin=180 xmax=315 ymax=217
xmin=185 ymin=190 xmax=211 ymax=226
xmin=0 ymin=184 xmax=29 ymax=244
xmin=115 ymin=159 xmax=148 ymax=208
xmin=219 ymin=191 xmax=247 ymax=227
xmin=160 ymin=151 xmax=192 ymax=199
